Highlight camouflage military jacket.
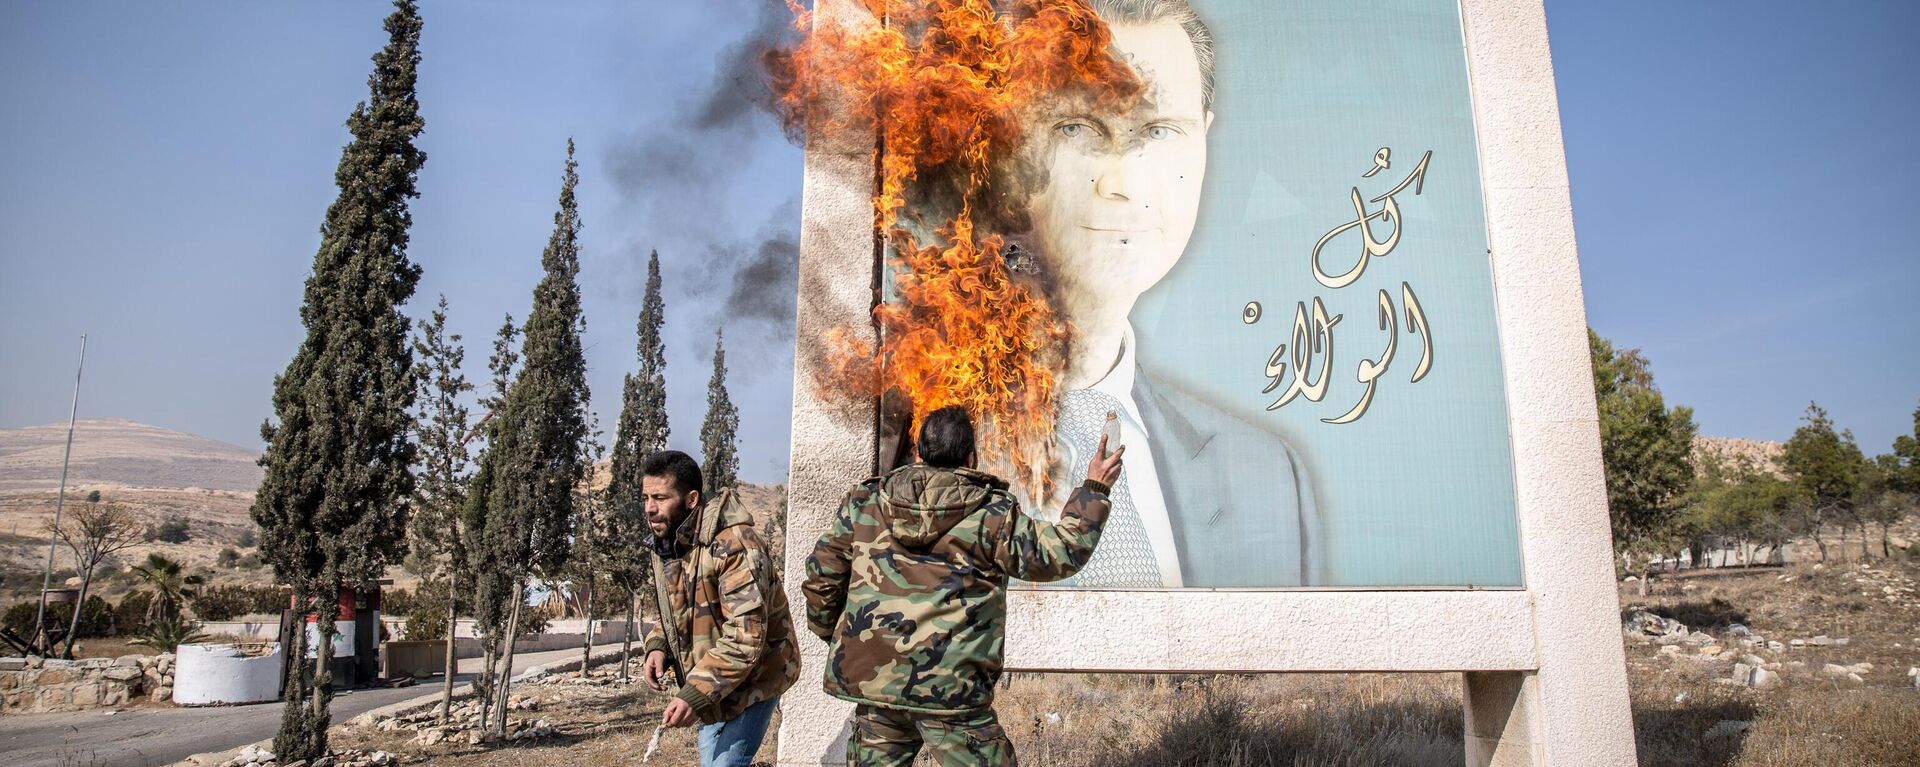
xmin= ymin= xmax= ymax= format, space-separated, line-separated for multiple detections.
xmin=643 ymin=490 xmax=802 ymax=724
xmin=803 ymin=464 xmax=1111 ymax=714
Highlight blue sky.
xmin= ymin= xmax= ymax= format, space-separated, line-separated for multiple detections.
xmin=1 ymin=0 xmax=1915 ymax=482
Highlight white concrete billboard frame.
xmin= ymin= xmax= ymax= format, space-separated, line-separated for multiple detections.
xmin=776 ymin=0 xmax=1634 ymax=763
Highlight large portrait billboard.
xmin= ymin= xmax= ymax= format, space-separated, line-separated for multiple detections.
xmin=791 ymin=0 xmax=1525 ymax=590
xmin=986 ymin=0 xmax=1523 ymax=589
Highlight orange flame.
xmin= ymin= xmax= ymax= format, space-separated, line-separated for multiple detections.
xmin=772 ymin=0 xmax=1141 ymax=494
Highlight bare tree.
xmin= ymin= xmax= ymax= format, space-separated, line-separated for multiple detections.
xmin=48 ymin=498 xmax=143 ymax=657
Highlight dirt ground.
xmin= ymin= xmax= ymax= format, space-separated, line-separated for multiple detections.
xmin=321 ymin=557 xmax=1920 ymax=767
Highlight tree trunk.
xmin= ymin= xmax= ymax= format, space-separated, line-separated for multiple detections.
xmin=1638 ymin=566 xmax=1651 ymax=597
xmin=1813 ymin=528 xmax=1828 ymax=563
xmin=475 ymin=641 xmax=495 ymax=732
xmin=578 ymin=573 xmax=594 ymax=676
xmin=492 ymin=580 xmax=525 ymax=740
xmin=1880 ymin=523 xmax=1893 ymax=559
xmin=439 ymin=585 xmax=457 ymax=726
xmin=1859 ymin=523 xmax=1871 ymax=560
xmin=620 ymin=587 xmax=635 ymax=683
xmin=58 ymin=569 xmax=94 ymax=659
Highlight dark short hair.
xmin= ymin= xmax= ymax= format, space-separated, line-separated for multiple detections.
xmin=641 ymin=450 xmax=704 ymax=495
xmin=917 ymin=406 xmax=975 ymax=469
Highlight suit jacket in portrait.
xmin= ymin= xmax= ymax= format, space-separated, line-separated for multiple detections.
xmin=1134 ymin=369 xmax=1326 ymax=587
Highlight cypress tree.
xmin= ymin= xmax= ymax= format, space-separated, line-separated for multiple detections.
xmin=461 ymin=314 xmax=518 ymax=732
xmin=701 ymin=330 xmax=741 ymax=496
xmin=470 ymin=140 xmax=591 ymax=738
xmin=408 ymin=295 xmax=473 ymax=724
xmin=605 ymin=251 xmax=669 ymax=677
xmin=251 ymin=2 xmax=426 ymax=759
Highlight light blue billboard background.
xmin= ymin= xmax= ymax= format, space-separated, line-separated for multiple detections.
xmin=1131 ymin=0 xmax=1524 ymax=587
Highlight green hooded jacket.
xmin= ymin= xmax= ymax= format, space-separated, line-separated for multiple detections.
xmin=803 ymin=463 xmax=1112 ymax=714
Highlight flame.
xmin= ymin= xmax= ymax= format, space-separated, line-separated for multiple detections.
xmin=772 ymin=0 xmax=1140 ymax=494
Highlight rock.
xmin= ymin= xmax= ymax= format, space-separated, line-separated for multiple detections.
xmin=1768 ymin=641 xmax=1786 ymax=651
xmin=44 ymin=658 xmax=76 ymax=669
xmin=114 ymin=655 xmax=144 ymax=668
xmin=103 ymin=666 xmax=142 ymax=683
xmin=1834 ymin=637 xmax=1850 ymax=646
xmin=0 ymin=657 xmax=23 ymax=671
xmin=1847 ymin=673 xmax=1864 ymax=685
xmin=1810 ymin=635 xmax=1833 ymax=646
xmin=1704 ymin=720 xmax=1754 ymax=741
xmin=1701 ymin=645 xmax=1725 ymax=655
xmin=1673 ymin=691 xmax=1690 ymax=704
xmin=151 ymin=685 xmax=173 ymax=701
xmin=1790 ymin=639 xmax=1807 ymax=647
xmin=1733 ymin=663 xmax=1752 ymax=680
xmin=1848 ymin=662 xmax=1874 ymax=675
xmin=1786 ymin=661 xmax=1807 ymax=671
xmin=1741 ymin=654 xmax=1767 ymax=667
xmin=1727 ymin=623 xmax=1753 ymax=638
xmin=284 ymin=761 xmax=307 ymax=767
xmin=1749 ymin=668 xmax=1782 ymax=689
xmin=1659 ymin=646 xmax=1683 ymax=656
xmin=1823 ymin=663 xmax=1850 ymax=677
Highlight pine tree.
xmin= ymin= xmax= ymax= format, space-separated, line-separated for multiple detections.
xmin=408 ymin=294 xmax=473 ymax=724
xmin=701 ymin=330 xmax=741 ymax=496
xmin=1782 ymin=402 xmax=1866 ymax=563
xmin=1589 ymin=330 xmax=1696 ymax=594
xmin=469 ymin=140 xmax=592 ymax=738
xmin=604 ymin=250 xmax=669 ymax=678
xmin=251 ymin=2 xmax=426 ymax=759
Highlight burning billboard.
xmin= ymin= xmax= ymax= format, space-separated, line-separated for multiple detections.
xmin=778 ymin=0 xmax=1525 ymax=589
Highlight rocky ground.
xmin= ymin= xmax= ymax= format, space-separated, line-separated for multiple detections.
xmin=225 ymin=556 xmax=1917 ymax=767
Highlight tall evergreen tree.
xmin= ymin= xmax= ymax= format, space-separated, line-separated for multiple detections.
xmin=250 ymin=2 xmax=426 ymax=759
xmin=701 ymin=329 xmax=741 ymax=496
xmin=408 ymin=294 xmax=473 ymax=724
xmin=469 ymin=140 xmax=591 ymax=738
xmin=462 ymin=315 xmax=518 ymax=732
xmin=604 ymin=250 xmax=669 ymax=677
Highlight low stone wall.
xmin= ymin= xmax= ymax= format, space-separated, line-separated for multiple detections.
xmin=0 ymin=653 xmax=177 ymax=713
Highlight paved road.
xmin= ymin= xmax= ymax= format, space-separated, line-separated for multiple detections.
xmin=0 ymin=643 xmax=629 ymax=767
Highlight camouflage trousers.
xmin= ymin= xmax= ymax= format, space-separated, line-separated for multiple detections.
xmin=848 ymin=704 xmax=1015 ymax=767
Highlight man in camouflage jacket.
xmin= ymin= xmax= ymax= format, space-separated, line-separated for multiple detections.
xmin=639 ymin=450 xmax=801 ymax=767
xmin=804 ymin=406 xmax=1124 ymax=766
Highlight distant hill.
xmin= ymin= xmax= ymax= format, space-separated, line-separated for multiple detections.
xmin=0 ymin=418 xmax=263 ymax=494
xmin=1693 ymin=435 xmax=1786 ymax=478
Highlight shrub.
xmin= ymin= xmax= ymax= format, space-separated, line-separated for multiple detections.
xmin=114 ymin=591 xmax=154 ymax=634
xmin=149 ymin=515 xmax=191 ymax=544
xmin=236 ymin=528 xmax=257 ymax=548
xmin=215 ymin=548 xmax=242 ymax=568
xmin=381 ymin=587 xmax=416 ymax=618
xmin=133 ymin=613 xmax=207 ymax=653
xmin=191 ymin=584 xmax=284 ymax=621
xmin=1 ymin=597 xmax=114 ymax=640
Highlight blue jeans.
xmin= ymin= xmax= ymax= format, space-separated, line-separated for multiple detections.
xmin=697 ymin=696 xmax=779 ymax=767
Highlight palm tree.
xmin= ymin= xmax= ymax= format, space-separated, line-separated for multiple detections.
xmin=132 ymin=553 xmax=205 ymax=623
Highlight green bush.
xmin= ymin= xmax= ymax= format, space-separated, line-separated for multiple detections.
xmin=215 ymin=548 xmax=241 ymax=568
xmin=133 ymin=613 xmax=207 ymax=653
xmin=381 ymin=587 xmax=416 ymax=618
xmin=1 ymin=596 xmax=114 ymax=639
xmin=191 ymin=584 xmax=284 ymax=621
xmin=114 ymin=591 xmax=154 ymax=633
xmin=236 ymin=528 xmax=257 ymax=548
xmin=149 ymin=515 xmax=191 ymax=543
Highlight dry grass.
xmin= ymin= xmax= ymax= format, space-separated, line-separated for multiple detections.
xmin=334 ymin=557 xmax=1919 ymax=767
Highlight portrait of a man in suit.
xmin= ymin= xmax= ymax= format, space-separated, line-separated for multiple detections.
xmin=1007 ymin=0 xmax=1323 ymax=588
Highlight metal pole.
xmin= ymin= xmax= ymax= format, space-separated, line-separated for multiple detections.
xmin=31 ymin=335 xmax=87 ymax=653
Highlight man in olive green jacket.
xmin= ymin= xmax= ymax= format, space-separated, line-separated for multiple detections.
xmin=639 ymin=450 xmax=801 ymax=767
xmin=804 ymin=406 xmax=1124 ymax=766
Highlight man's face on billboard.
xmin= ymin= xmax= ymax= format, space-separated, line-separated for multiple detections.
xmin=1021 ymin=19 xmax=1211 ymax=313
